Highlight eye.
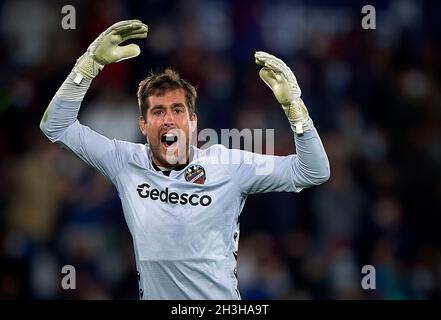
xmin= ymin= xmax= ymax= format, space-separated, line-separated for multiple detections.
xmin=174 ymin=107 xmax=184 ymax=114
xmin=153 ymin=109 xmax=163 ymax=116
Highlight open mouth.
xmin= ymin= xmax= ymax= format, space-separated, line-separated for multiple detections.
xmin=161 ymin=133 xmax=178 ymax=148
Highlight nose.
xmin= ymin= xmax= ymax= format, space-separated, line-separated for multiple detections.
xmin=163 ymin=109 xmax=175 ymax=127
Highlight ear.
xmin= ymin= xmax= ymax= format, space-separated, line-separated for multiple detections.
xmin=139 ymin=116 xmax=147 ymax=136
xmin=189 ymin=113 xmax=198 ymax=134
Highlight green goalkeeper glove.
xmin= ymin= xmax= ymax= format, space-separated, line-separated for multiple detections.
xmin=73 ymin=19 xmax=148 ymax=84
xmin=255 ymin=51 xmax=312 ymax=134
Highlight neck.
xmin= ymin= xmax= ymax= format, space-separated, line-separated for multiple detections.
xmin=152 ymin=147 xmax=193 ymax=171
xmin=152 ymin=158 xmax=189 ymax=171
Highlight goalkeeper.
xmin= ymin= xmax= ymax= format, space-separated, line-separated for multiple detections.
xmin=40 ymin=20 xmax=330 ymax=299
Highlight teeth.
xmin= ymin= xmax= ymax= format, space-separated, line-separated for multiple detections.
xmin=165 ymin=135 xmax=176 ymax=142
xmin=161 ymin=133 xmax=178 ymax=144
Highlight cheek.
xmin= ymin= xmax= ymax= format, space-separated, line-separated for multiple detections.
xmin=145 ymin=121 xmax=159 ymax=140
xmin=178 ymin=116 xmax=192 ymax=130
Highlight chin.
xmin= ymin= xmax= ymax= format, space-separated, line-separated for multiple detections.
xmin=160 ymin=140 xmax=189 ymax=164
xmin=160 ymin=149 xmax=187 ymax=166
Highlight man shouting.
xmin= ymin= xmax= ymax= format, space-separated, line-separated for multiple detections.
xmin=40 ymin=20 xmax=330 ymax=299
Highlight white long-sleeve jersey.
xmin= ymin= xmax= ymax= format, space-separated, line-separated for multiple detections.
xmin=40 ymin=71 xmax=330 ymax=300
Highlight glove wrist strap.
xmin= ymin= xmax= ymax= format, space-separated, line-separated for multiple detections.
xmin=282 ymin=98 xmax=313 ymax=135
xmin=73 ymin=54 xmax=104 ymax=84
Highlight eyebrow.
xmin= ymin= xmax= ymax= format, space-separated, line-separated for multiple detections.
xmin=150 ymin=103 xmax=185 ymax=111
xmin=150 ymin=105 xmax=164 ymax=111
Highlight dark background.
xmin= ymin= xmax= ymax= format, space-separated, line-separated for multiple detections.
xmin=1 ymin=0 xmax=440 ymax=299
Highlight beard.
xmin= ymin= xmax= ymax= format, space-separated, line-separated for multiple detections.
xmin=151 ymin=128 xmax=190 ymax=168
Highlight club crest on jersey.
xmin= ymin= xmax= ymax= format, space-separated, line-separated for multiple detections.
xmin=185 ymin=164 xmax=206 ymax=184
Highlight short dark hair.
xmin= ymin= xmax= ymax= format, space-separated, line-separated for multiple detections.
xmin=137 ymin=68 xmax=197 ymax=120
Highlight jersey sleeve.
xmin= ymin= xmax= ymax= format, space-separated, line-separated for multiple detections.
xmin=40 ymin=95 xmax=133 ymax=181
xmin=223 ymin=127 xmax=330 ymax=195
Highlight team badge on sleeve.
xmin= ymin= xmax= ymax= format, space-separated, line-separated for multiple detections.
xmin=185 ymin=164 xmax=206 ymax=184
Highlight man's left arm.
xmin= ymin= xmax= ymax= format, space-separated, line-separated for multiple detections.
xmin=230 ymin=52 xmax=330 ymax=194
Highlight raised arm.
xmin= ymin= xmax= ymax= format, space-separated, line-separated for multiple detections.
xmin=229 ymin=52 xmax=330 ymax=195
xmin=39 ymin=20 xmax=148 ymax=180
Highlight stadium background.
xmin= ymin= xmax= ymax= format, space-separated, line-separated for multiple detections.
xmin=1 ymin=0 xmax=440 ymax=299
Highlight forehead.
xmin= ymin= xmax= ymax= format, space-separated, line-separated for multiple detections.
xmin=147 ymin=89 xmax=187 ymax=108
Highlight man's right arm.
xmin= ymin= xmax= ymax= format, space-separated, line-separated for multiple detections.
xmin=39 ymin=20 xmax=148 ymax=180
xmin=40 ymin=71 xmax=131 ymax=180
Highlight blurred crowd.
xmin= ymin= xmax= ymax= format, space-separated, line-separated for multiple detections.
xmin=1 ymin=0 xmax=440 ymax=299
